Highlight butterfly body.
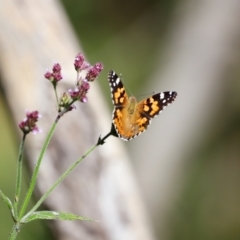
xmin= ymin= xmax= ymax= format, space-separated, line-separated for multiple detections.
xmin=108 ymin=70 xmax=177 ymax=141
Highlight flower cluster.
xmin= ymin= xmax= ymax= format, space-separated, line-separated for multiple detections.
xmin=74 ymin=53 xmax=103 ymax=82
xmin=68 ymin=60 xmax=102 ymax=103
xmin=43 ymin=53 xmax=103 ymax=113
xmin=44 ymin=63 xmax=63 ymax=85
xmin=86 ymin=63 xmax=104 ymax=82
xmin=19 ymin=110 xmax=41 ymax=134
xmin=74 ymin=53 xmax=90 ymax=71
xmin=68 ymin=79 xmax=90 ymax=103
xmin=71 ymin=54 xmax=103 ymax=103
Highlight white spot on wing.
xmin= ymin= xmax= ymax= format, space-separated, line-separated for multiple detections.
xmin=116 ymin=78 xmax=120 ymax=85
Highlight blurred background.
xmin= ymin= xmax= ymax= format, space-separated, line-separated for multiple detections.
xmin=1 ymin=0 xmax=240 ymax=239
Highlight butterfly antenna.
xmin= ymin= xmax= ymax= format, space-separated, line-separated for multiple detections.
xmin=119 ymin=73 xmax=134 ymax=96
xmin=137 ymin=91 xmax=156 ymax=97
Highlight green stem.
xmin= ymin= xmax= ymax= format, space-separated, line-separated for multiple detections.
xmin=9 ymin=224 xmax=20 ymax=240
xmin=19 ymin=118 xmax=58 ymax=218
xmin=53 ymin=84 xmax=59 ymax=111
xmin=22 ymin=143 xmax=98 ymax=222
xmin=14 ymin=134 xmax=26 ymax=218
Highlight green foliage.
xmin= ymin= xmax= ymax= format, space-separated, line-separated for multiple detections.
xmin=25 ymin=211 xmax=95 ymax=222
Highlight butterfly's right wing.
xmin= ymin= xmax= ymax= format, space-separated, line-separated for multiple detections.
xmin=108 ymin=70 xmax=129 ymax=108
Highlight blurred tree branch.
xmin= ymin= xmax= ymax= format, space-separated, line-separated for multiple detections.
xmin=0 ymin=1 xmax=155 ymax=240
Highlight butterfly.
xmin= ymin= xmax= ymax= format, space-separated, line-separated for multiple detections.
xmin=108 ymin=70 xmax=177 ymax=141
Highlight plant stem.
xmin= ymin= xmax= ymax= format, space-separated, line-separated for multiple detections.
xmin=19 ymin=118 xmax=58 ymax=218
xmin=22 ymin=143 xmax=98 ymax=222
xmin=9 ymin=224 xmax=20 ymax=240
xmin=13 ymin=134 xmax=26 ymax=219
xmin=53 ymin=84 xmax=59 ymax=111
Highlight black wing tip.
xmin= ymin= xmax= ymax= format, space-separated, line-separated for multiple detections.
xmin=163 ymin=91 xmax=177 ymax=103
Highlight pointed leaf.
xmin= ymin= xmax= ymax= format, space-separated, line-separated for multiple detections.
xmin=25 ymin=211 xmax=96 ymax=223
xmin=0 ymin=190 xmax=15 ymax=220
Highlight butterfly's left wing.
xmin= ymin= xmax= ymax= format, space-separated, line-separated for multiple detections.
xmin=108 ymin=70 xmax=130 ymax=138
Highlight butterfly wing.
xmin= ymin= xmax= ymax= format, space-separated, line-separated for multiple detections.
xmin=108 ymin=70 xmax=129 ymax=139
xmin=139 ymin=91 xmax=177 ymax=117
xmin=108 ymin=70 xmax=128 ymax=107
xmin=136 ymin=91 xmax=177 ymax=132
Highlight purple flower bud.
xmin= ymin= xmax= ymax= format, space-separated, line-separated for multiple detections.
xmin=44 ymin=71 xmax=52 ymax=80
xmin=74 ymin=53 xmax=85 ymax=71
xmin=94 ymin=62 xmax=104 ymax=72
xmin=80 ymin=95 xmax=88 ymax=103
xmin=86 ymin=62 xmax=103 ymax=82
xmin=19 ymin=110 xmax=41 ymax=134
xmin=68 ymin=88 xmax=80 ymax=100
xmin=45 ymin=63 xmax=63 ymax=84
xmin=74 ymin=53 xmax=92 ymax=72
xmin=52 ymin=72 xmax=63 ymax=82
xmin=52 ymin=63 xmax=61 ymax=72
xmin=81 ymin=81 xmax=90 ymax=90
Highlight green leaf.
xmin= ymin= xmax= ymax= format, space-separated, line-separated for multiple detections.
xmin=0 ymin=190 xmax=16 ymax=220
xmin=24 ymin=211 xmax=96 ymax=223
